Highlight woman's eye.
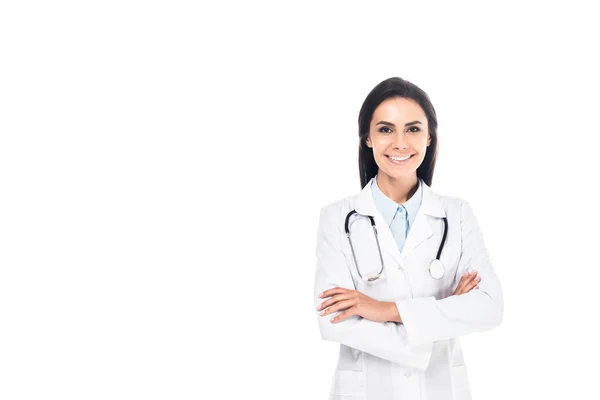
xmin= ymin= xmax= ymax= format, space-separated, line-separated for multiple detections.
xmin=408 ymin=126 xmax=421 ymax=133
xmin=379 ymin=127 xmax=393 ymax=133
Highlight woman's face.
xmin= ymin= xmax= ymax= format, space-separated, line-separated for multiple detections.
xmin=366 ymin=97 xmax=431 ymax=181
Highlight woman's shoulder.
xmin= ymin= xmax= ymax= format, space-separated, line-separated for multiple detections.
xmin=430 ymin=188 xmax=479 ymax=220
xmin=318 ymin=194 xmax=356 ymax=224
xmin=435 ymin=191 xmax=467 ymax=211
xmin=421 ymin=185 xmax=483 ymax=226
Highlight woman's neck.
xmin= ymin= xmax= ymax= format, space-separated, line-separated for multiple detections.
xmin=376 ymin=173 xmax=419 ymax=205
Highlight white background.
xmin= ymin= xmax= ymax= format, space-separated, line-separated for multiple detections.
xmin=1 ymin=1 xmax=599 ymax=399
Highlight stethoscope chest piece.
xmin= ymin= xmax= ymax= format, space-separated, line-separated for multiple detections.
xmin=363 ymin=272 xmax=384 ymax=283
xmin=429 ymin=259 xmax=445 ymax=280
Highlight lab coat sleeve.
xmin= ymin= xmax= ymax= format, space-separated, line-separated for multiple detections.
xmin=394 ymin=200 xmax=504 ymax=346
xmin=314 ymin=205 xmax=434 ymax=371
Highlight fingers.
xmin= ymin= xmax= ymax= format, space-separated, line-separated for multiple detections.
xmin=319 ymin=287 xmax=351 ymax=299
xmin=466 ymin=274 xmax=481 ymax=292
xmin=317 ymin=288 xmax=358 ymax=315
xmin=317 ymin=293 xmax=352 ymax=312
xmin=454 ymin=271 xmax=480 ymax=295
xmin=455 ymin=271 xmax=477 ymax=294
xmin=330 ymin=306 xmax=357 ymax=323
xmin=321 ymin=299 xmax=355 ymax=318
xmin=317 ymin=288 xmax=360 ymax=320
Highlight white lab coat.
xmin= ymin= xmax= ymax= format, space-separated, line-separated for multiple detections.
xmin=314 ymin=177 xmax=503 ymax=400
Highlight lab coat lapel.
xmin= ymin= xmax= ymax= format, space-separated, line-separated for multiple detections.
xmin=353 ymin=178 xmax=446 ymax=266
xmin=353 ymin=178 xmax=404 ymax=267
xmin=403 ymin=181 xmax=447 ymax=259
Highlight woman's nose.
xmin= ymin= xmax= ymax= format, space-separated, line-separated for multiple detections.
xmin=392 ymin=133 xmax=409 ymax=149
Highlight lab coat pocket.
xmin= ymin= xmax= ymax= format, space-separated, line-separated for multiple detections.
xmin=331 ymin=369 xmax=365 ymax=398
xmin=451 ymin=365 xmax=472 ymax=400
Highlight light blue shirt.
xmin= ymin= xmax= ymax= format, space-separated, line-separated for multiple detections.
xmin=371 ymin=175 xmax=423 ymax=252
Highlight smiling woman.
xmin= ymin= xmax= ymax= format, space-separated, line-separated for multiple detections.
xmin=366 ymin=97 xmax=431 ymax=203
xmin=313 ymin=77 xmax=503 ymax=400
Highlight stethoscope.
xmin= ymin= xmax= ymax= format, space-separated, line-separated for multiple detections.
xmin=344 ymin=210 xmax=448 ymax=282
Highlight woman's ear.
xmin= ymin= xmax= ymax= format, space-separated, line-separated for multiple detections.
xmin=366 ymin=136 xmax=372 ymax=148
xmin=427 ymin=135 xmax=431 ymax=147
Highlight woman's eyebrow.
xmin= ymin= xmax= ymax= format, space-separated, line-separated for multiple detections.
xmin=375 ymin=120 xmax=423 ymax=127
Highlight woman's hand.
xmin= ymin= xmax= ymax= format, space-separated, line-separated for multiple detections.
xmin=317 ymin=271 xmax=481 ymax=324
xmin=453 ymin=270 xmax=480 ymax=296
xmin=317 ymin=288 xmax=396 ymax=323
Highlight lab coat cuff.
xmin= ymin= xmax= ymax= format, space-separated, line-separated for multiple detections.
xmin=395 ymin=297 xmax=437 ymax=347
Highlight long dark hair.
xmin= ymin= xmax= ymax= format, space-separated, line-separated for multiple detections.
xmin=358 ymin=77 xmax=439 ymax=188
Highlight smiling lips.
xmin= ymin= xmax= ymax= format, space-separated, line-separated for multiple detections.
xmin=386 ymin=154 xmax=414 ymax=165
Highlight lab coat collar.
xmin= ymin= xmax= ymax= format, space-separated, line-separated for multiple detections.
xmin=353 ymin=176 xmax=446 ymax=264
xmin=371 ymin=174 xmax=424 ymax=228
xmin=355 ymin=176 xmax=446 ymax=218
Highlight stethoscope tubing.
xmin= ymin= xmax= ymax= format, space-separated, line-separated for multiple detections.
xmin=344 ymin=210 xmax=386 ymax=282
xmin=344 ymin=210 xmax=447 ymax=282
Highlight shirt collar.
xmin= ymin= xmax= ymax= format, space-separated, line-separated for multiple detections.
xmin=371 ymin=174 xmax=423 ymax=228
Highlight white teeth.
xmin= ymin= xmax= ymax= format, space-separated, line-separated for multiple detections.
xmin=390 ymin=155 xmax=411 ymax=161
